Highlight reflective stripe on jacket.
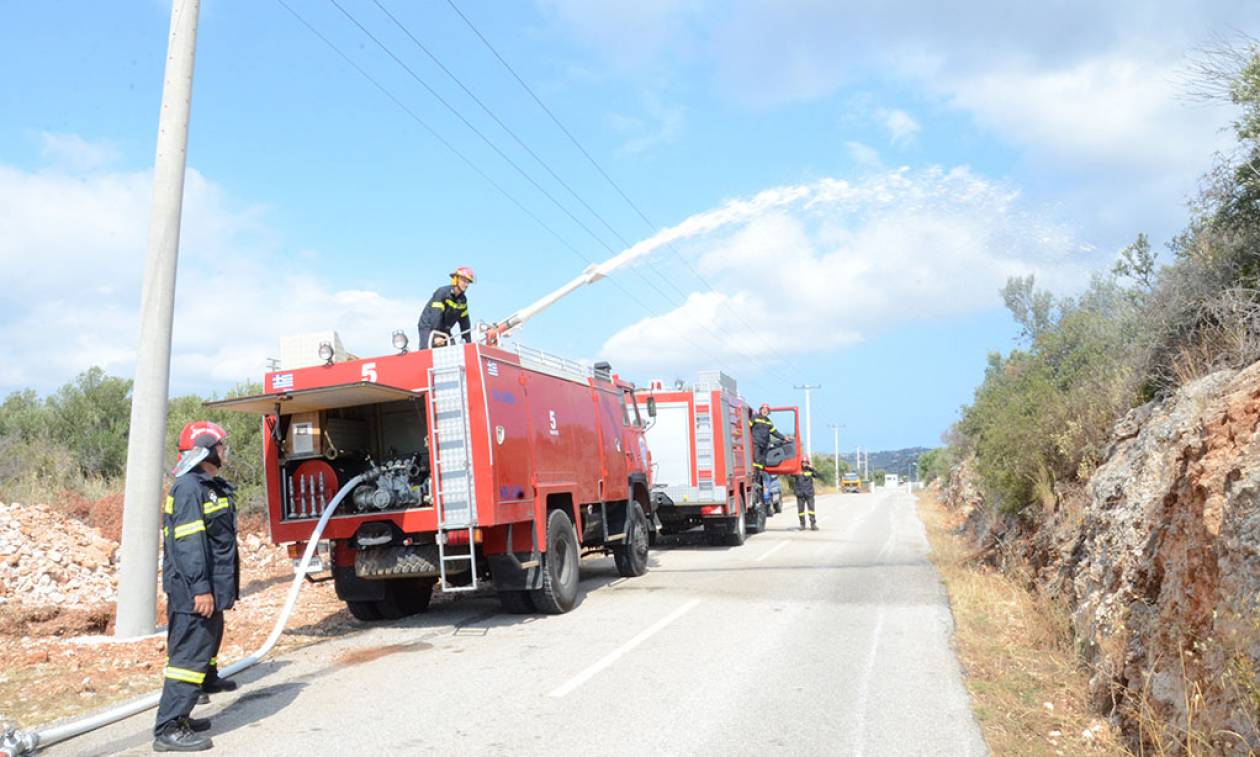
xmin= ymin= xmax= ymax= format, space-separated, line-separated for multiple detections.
xmin=162 ymin=470 xmax=240 ymax=614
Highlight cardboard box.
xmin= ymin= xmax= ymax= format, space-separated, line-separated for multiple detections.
xmin=286 ymin=411 xmax=322 ymax=459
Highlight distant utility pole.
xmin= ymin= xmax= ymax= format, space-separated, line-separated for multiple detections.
xmin=115 ymin=0 xmax=201 ymax=639
xmin=794 ymin=384 xmax=821 ymax=459
xmin=828 ymin=424 xmax=843 ymax=486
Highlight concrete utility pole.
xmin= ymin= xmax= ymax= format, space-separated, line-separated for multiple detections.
xmin=828 ymin=424 xmax=843 ymax=486
xmin=116 ymin=0 xmax=201 ymax=639
xmin=794 ymin=384 xmax=821 ymax=460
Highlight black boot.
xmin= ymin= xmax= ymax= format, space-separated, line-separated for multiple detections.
xmin=799 ymin=520 xmax=807 ymax=530
xmin=202 ymin=678 xmax=238 ymax=694
xmin=184 ymin=716 xmax=211 ymax=733
xmin=810 ymin=522 xmax=819 ymax=531
xmin=153 ymin=720 xmax=213 ymax=752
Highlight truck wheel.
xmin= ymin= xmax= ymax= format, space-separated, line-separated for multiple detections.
xmin=531 ymin=509 xmax=580 ymax=614
xmin=613 ymin=502 xmax=650 ymax=578
xmin=346 ymin=600 xmax=381 ymax=621
xmin=376 ymin=578 xmax=434 ymax=620
xmin=497 ymin=590 xmax=535 ymax=614
xmin=726 ymin=506 xmax=747 ymax=547
xmin=748 ymin=503 xmax=766 ymax=534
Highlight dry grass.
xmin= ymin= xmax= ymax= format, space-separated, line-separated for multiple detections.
xmin=916 ymin=489 xmax=1131 ymax=757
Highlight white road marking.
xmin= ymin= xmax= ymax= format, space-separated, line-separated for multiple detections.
xmin=852 ymin=513 xmax=899 ymax=756
xmin=548 ymin=599 xmax=702 ymax=698
xmin=753 ymin=541 xmax=789 ymax=562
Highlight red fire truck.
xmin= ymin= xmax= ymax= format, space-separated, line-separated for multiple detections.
xmin=212 ymin=340 xmax=654 ymax=620
xmin=637 ymin=371 xmax=803 ymax=546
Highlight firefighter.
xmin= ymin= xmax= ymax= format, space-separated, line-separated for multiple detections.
xmin=794 ymin=459 xmax=820 ymax=530
xmin=417 ymin=266 xmax=475 ymax=348
xmin=749 ymin=403 xmax=786 ymax=473
xmin=153 ymin=421 xmax=241 ymax=752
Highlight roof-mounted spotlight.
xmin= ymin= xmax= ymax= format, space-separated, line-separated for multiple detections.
xmin=318 ymin=342 xmax=334 ymax=366
xmin=392 ymin=329 xmax=409 ymax=355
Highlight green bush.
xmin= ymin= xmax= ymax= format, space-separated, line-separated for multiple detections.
xmin=0 ymin=371 xmax=266 ymax=515
xmin=949 ymin=43 xmax=1260 ymax=513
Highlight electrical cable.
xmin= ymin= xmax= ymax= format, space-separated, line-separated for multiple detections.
xmin=443 ymin=0 xmax=815 ymax=382
xmin=276 ymin=0 xmax=780 ymax=391
xmin=322 ymin=0 xmax=797 ymax=389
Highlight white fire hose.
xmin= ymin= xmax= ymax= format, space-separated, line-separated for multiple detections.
xmin=1 ymin=469 xmax=381 ymax=756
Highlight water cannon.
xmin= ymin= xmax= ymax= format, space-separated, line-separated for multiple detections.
xmin=483 ymin=264 xmax=607 ymax=345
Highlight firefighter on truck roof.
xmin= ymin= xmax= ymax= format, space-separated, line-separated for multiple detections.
xmin=417 ymin=266 xmax=475 ymax=349
xmin=794 ymin=458 xmax=820 ymax=531
xmin=154 ymin=421 xmax=240 ymax=752
xmin=749 ymin=403 xmax=786 ymax=472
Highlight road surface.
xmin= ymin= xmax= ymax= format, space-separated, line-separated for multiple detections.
xmin=54 ymin=488 xmax=986 ymax=756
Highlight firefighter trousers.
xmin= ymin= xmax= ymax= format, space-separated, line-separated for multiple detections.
xmin=753 ymin=441 xmax=768 ymax=471
xmin=154 ymin=606 xmax=223 ymax=735
xmin=797 ymin=494 xmax=816 ymax=526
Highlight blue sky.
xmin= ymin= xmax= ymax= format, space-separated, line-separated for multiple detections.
xmin=1 ymin=0 xmax=1256 ymax=453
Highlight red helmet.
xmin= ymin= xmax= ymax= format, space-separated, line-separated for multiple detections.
xmin=178 ymin=420 xmax=227 ymax=452
xmin=450 ymin=266 xmax=475 ymax=284
xmin=759 ymin=403 xmax=770 ymax=413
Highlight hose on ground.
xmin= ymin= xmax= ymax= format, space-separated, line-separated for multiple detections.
xmin=1 ymin=468 xmax=382 ymax=756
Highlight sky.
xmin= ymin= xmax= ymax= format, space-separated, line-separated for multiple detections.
xmin=1 ymin=0 xmax=1257 ymax=454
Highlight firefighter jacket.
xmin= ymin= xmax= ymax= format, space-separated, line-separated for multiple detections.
xmin=749 ymin=414 xmax=785 ymax=447
xmin=417 ymin=284 xmax=471 ymax=346
xmin=162 ymin=469 xmax=240 ymax=614
xmin=794 ymin=465 xmax=818 ymax=498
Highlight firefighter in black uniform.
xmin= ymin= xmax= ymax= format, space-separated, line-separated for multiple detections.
xmin=749 ymin=403 xmax=786 ymax=472
xmin=417 ymin=266 xmax=475 ymax=348
xmin=153 ymin=421 xmax=240 ymax=752
xmin=794 ymin=459 xmax=820 ymax=530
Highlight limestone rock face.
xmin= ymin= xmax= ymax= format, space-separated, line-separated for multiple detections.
xmin=945 ymin=362 xmax=1260 ymax=753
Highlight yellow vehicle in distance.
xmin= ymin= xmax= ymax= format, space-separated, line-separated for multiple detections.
xmin=841 ymin=472 xmax=861 ymax=493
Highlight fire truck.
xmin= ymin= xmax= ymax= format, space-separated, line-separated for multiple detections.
xmin=637 ymin=372 xmax=803 ymax=546
xmin=211 ymin=270 xmax=655 ymax=620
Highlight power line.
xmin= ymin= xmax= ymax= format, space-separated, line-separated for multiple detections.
xmin=370 ymin=0 xmax=719 ymax=321
xmin=443 ymin=0 xmax=814 ymax=382
xmin=330 ymin=0 xmax=799 ymax=387
xmin=272 ymin=0 xmax=781 ymax=393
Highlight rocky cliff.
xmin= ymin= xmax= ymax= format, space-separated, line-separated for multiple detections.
xmin=944 ymin=362 xmax=1260 ymax=754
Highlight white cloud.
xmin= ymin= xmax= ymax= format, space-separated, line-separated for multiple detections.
xmin=38 ymin=132 xmax=122 ymax=172
xmin=599 ymin=166 xmax=1094 ymax=375
xmin=846 ymin=141 xmax=882 ymax=168
xmin=880 ymin=108 xmax=921 ymax=146
xmin=608 ymin=95 xmax=685 ymax=154
xmin=0 ymin=156 xmax=422 ymax=395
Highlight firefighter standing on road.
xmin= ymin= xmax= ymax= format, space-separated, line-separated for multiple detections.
xmin=795 ymin=459 xmax=820 ymax=531
xmin=417 ymin=266 xmax=475 ymax=348
xmin=153 ymin=421 xmax=241 ymax=752
xmin=749 ymin=403 xmax=786 ymax=472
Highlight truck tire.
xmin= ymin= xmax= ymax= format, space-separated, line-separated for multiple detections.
xmin=346 ymin=600 xmax=381 ymax=621
xmin=497 ymin=590 xmax=535 ymax=614
xmin=531 ymin=509 xmax=580 ymax=614
xmin=747 ymin=503 xmax=766 ymax=534
xmin=375 ymin=578 xmax=434 ymax=620
xmin=613 ymin=502 xmax=650 ymax=578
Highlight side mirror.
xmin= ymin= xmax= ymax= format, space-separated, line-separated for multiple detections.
xmin=646 ymin=396 xmax=657 ymax=418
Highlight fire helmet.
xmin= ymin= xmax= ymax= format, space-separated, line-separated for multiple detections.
xmin=759 ymin=403 xmax=771 ymax=414
xmin=450 ymin=266 xmax=476 ymax=284
xmin=173 ymin=420 xmax=228 ymax=476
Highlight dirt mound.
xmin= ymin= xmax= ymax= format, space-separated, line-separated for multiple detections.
xmin=0 ymin=501 xmax=118 ymax=610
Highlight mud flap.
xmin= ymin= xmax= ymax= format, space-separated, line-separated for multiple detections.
xmin=333 ymin=566 xmax=387 ymax=602
xmin=486 ymin=553 xmax=544 ymax=591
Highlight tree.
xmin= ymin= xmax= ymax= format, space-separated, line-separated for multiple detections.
xmin=46 ymin=368 xmax=133 ymax=478
xmin=1001 ymin=275 xmax=1055 ymax=342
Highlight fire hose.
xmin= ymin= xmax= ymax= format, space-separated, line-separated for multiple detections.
xmin=0 ymin=467 xmax=387 ymax=756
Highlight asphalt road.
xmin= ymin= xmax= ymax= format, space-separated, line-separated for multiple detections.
xmin=54 ymin=488 xmax=986 ymax=756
